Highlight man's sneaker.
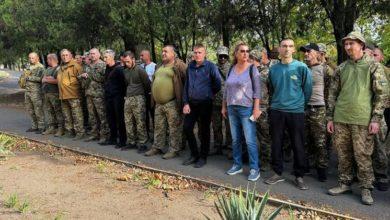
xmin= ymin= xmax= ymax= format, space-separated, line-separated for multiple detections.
xmin=264 ymin=173 xmax=285 ymax=185
xmin=144 ymin=148 xmax=161 ymax=156
xmin=295 ymin=177 xmax=309 ymax=190
xmin=328 ymin=184 xmax=352 ymax=196
xmin=248 ymin=169 xmax=260 ymax=182
xmin=226 ymin=165 xmax=243 ymax=175
xmin=361 ymin=189 xmax=374 ymax=205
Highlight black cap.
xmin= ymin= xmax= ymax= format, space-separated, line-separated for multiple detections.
xmin=299 ymin=43 xmax=320 ymax=52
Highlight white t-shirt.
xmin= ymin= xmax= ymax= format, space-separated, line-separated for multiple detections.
xmin=140 ymin=62 xmax=156 ymax=81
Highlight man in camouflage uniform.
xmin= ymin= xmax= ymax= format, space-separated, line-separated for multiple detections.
xmin=210 ymin=46 xmax=232 ymax=155
xmin=80 ymin=52 xmax=91 ymax=131
xmin=19 ymin=52 xmax=45 ymax=133
xmin=122 ymin=51 xmax=151 ymax=153
xmin=249 ymin=47 xmax=271 ymax=171
xmin=57 ymin=49 xmax=86 ymax=140
xmin=41 ymin=53 xmax=64 ymax=136
xmin=299 ymin=43 xmax=334 ymax=182
xmin=371 ymin=46 xmax=390 ymax=191
xmin=79 ymin=48 xmax=109 ymax=143
xmin=145 ymin=45 xmax=187 ymax=159
xmin=327 ymin=32 xmax=388 ymax=205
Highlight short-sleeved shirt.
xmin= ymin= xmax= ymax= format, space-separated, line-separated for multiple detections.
xmin=140 ymin=62 xmax=156 ymax=81
xmin=152 ymin=65 xmax=175 ymax=104
xmin=42 ymin=66 xmax=59 ymax=94
xmin=224 ymin=65 xmax=261 ymax=107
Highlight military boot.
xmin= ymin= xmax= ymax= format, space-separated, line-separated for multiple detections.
xmin=84 ymin=135 xmax=98 ymax=142
xmin=361 ymin=189 xmax=373 ymax=205
xmin=54 ymin=127 xmax=65 ymax=137
xmin=328 ymin=184 xmax=352 ymax=196
xmin=42 ymin=127 xmax=56 ymax=135
xmin=63 ymin=130 xmax=76 ymax=138
xmin=73 ymin=133 xmax=86 ymax=141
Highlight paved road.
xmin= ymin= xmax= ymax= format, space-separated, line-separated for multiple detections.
xmin=0 ymin=106 xmax=389 ymax=219
xmin=0 ymin=68 xmax=23 ymax=94
xmin=0 ymin=69 xmax=389 ymax=219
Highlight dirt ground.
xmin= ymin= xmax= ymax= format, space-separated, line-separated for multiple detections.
xmin=0 ymin=151 xmax=220 ymax=220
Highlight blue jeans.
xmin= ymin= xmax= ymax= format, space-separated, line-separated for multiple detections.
xmin=228 ymin=105 xmax=259 ymax=170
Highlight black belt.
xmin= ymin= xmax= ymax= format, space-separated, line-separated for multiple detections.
xmin=307 ymin=105 xmax=325 ymax=108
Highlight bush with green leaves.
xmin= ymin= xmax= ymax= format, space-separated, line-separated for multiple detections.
xmin=208 ymin=188 xmax=283 ymax=220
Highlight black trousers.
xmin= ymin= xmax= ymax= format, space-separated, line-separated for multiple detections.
xmin=183 ymin=100 xmax=213 ymax=159
xmin=270 ymin=109 xmax=307 ymax=177
xmin=106 ymin=95 xmax=126 ymax=145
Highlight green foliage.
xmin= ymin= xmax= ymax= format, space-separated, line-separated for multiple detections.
xmin=4 ymin=193 xmax=19 ymax=208
xmin=0 ymin=0 xmax=388 ymax=66
xmin=0 ymin=134 xmax=15 ymax=157
xmin=209 ymin=188 xmax=283 ymax=220
xmin=18 ymin=200 xmax=30 ymax=213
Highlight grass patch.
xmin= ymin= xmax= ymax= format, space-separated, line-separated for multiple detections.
xmin=0 ymin=134 xmax=16 ymax=157
xmin=18 ymin=200 xmax=30 ymax=213
xmin=4 ymin=193 xmax=19 ymax=208
xmin=96 ymin=161 xmax=108 ymax=173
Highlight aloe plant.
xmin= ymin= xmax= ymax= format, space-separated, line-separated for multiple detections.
xmin=208 ymin=187 xmax=283 ymax=220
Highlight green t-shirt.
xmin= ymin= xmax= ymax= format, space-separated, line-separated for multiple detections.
xmin=152 ymin=65 xmax=175 ymax=104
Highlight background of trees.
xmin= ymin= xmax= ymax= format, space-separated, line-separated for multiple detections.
xmin=0 ymin=0 xmax=388 ymax=69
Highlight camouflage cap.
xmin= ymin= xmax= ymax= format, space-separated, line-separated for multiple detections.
xmin=317 ymin=43 xmax=327 ymax=53
xmin=217 ymin=46 xmax=229 ymax=56
xmin=342 ymin=31 xmax=366 ymax=45
xmin=249 ymin=49 xmax=263 ymax=62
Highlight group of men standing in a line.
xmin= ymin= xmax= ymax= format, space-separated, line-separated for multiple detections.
xmin=19 ymin=30 xmax=389 ymax=205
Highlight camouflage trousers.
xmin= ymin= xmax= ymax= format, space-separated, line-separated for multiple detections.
xmin=212 ymin=105 xmax=232 ymax=147
xmin=372 ymin=117 xmax=389 ymax=183
xmin=43 ymin=93 xmax=63 ymax=128
xmin=152 ymin=100 xmax=182 ymax=153
xmin=25 ymin=91 xmax=44 ymax=129
xmin=124 ymin=95 xmax=148 ymax=145
xmin=305 ymin=106 xmax=328 ymax=168
xmin=87 ymin=96 xmax=109 ymax=139
xmin=256 ymin=109 xmax=271 ymax=165
xmin=61 ymin=98 xmax=85 ymax=134
xmin=334 ymin=122 xmax=374 ymax=189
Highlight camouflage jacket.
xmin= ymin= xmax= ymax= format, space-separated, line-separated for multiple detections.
xmin=84 ymin=60 xmax=106 ymax=97
xmin=214 ymin=62 xmax=231 ymax=106
xmin=23 ymin=62 xmax=45 ymax=93
xmin=257 ymin=64 xmax=269 ymax=109
xmin=327 ymin=54 xmax=388 ymax=124
xmin=322 ymin=63 xmax=335 ymax=107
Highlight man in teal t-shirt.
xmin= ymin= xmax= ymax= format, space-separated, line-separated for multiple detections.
xmin=264 ymin=38 xmax=312 ymax=190
xmin=327 ymin=31 xmax=388 ymax=205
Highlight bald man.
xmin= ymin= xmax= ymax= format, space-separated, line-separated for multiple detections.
xmin=79 ymin=48 xmax=109 ymax=143
xmin=19 ymin=52 xmax=45 ymax=133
